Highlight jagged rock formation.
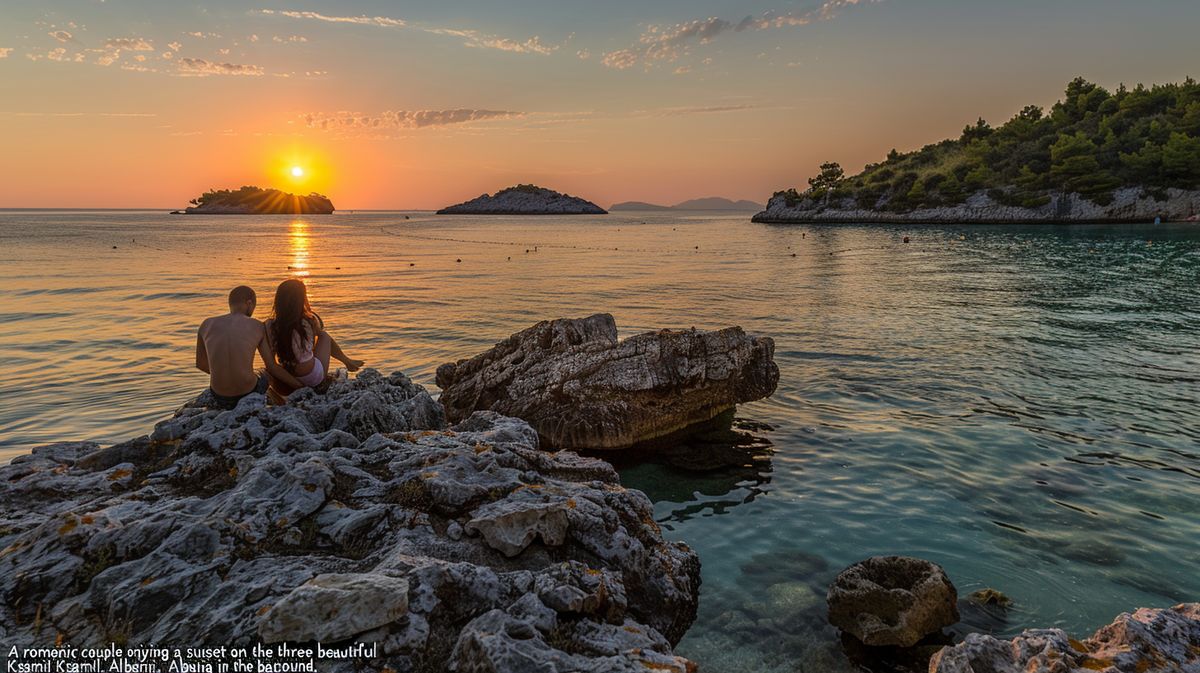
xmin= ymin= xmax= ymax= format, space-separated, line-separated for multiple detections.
xmin=0 ymin=370 xmax=700 ymax=672
xmin=826 ymin=556 xmax=959 ymax=648
xmin=929 ymin=603 xmax=1200 ymax=672
xmin=437 ymin=185 xmax=607 ymax=215
xmin=752 ymin=187 xmax=1200 ymax=224
xmin=435 ymin=314 xmax=779 ymax=450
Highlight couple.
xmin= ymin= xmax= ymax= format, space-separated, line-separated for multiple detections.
xmin=196 ymin=279 xmax=363 ymax=409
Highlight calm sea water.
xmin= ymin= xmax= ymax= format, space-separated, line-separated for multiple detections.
xmin=1 ymin=211 xmax=1198 ymax=670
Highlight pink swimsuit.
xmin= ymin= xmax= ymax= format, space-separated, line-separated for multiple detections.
xmin=291 ymin=321 xmax=325 ymax=387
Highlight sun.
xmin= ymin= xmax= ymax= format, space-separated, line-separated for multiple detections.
xmin=290 ymin=166 xmax=304 ymax=178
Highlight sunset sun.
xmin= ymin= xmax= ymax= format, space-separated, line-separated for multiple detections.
xmin=290 ymin=166 xmax=304 ymax=178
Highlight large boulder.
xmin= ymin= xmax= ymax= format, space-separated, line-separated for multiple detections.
xmin=826 ymin=556 xmax=959 ymax=647
xmin=435 ymin=314 xmax=779 ymax=450
xmin=0 ymin=369 xmax=700 ymax=672
xmin=929 ymin=603 xmax=1200 ymax=673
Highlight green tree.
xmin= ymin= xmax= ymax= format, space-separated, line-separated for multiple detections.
xmin=808 ymin=162 xmax=846 ymax=192
xmin=1162 ymin=132 xmax=1200 ymax=183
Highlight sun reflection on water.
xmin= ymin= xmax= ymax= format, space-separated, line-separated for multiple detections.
xmin=289 ymin=219 xmax=311 ymax=277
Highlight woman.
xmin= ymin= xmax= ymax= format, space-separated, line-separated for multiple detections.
xmin=266 ymin=278 xmax=363 ymax=395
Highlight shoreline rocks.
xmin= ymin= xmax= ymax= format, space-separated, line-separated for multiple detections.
xmin=752 ymin=187 xmax=1200 ymax=224
xmin=435 ymin=314 xmax=780 ymax=450
xmin=929 ymin=603 xmax=1200 ymax=673
xmin=0 ymin=370 xmax=700 ymax=671
xmin=437 ymin=184 xmax=607 ymax=215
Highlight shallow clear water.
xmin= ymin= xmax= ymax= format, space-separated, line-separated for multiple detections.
xmin=1 ymin=211 xmax=1198 ymax=670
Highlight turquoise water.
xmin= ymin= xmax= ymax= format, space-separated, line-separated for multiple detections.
xmin=1 ymin=212 xmax=1198 ymax=670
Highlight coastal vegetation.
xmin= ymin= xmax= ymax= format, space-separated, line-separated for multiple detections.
xmin=184 ymin=186 xmax=335 ymax=214
xmin=774 ymin=78 xmax=1200 ymax=212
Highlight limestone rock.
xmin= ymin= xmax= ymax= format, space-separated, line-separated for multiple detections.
xmin=752 ymin=187 xmax=1200 ymax=224
xmin=826 ymin=556 xmax=959 ymax=647
xmin=436 ymin=314 xmax=779 ymax=450
xmin=0 ymin=368 xmax=699 ymax=671
xmin=929 ymin=603 xmax=1200 ymax=673
xmin=258 ymin=573 xmax=410 ymax=643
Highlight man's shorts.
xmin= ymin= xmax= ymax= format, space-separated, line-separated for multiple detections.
xmin=209 ymin=373 xmax=269 ymax=410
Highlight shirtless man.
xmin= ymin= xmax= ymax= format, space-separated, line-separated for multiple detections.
xmin=195 ymin=285 xmax=302 ymax=409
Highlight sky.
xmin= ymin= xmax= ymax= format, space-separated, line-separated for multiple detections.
xmin=1 ymin=0 xmax=1198 ymax=209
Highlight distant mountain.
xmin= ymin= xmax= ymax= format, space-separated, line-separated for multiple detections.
xmin=610 ymin=197 xmax=764 ymax=212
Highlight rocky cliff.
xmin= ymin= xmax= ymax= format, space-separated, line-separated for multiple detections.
xmin=752 ymin=187 xmax=1200 ymax=224
xmin=0 ymin=370 xmax=700 ymax=672
xmin=438 ymin=185 xmax=607 ymax=215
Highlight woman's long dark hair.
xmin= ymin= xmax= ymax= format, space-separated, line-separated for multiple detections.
xmin=271 ymin=278 xmax=316 ymax=366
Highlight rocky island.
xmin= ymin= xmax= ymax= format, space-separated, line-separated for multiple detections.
xmin=437 ymin=184 xmax=607 ymax=215
xmin=755 ymin=78 xmax=1200 ymax=224
xmin=178 ymin=186 xmax=335 ymax=215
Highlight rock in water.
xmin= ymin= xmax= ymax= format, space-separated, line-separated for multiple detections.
xmin=0 ymin=369 xmax=700 ymax=672
xmin=826 ymin=556 xmax=959 ymax=647
xmin=437 ymin=184 xmax=607 ymax=215
xmin=929 ymin=603 xmax=1200 ymax=673
xmin=435 ymin=313 xmax=780 ymax=450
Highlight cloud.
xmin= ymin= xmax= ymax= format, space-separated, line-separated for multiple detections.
xmin=272 ymin=35 xmax=308 ymax=43
xmin=248 ymin=34 xmax=259 ymax=42
xmin=105 ymin=37 xmax=155 ymax=51
xmin=49 ymin=30 xmax=74 ymax=43
xmin=603 ymin=0 xmax=880 ymax=69
xmin=176 ymin=57 xmax=264 ymax=76
xmin=303 ymin=108 xmax=522 ymax=131
xmin=643 ymin=104 xmax=760 ymax=116
xmin=258 ymin=10 xmax=405 ymax=28
xmin=0 ymin=48 xmax=12 ymax=58
xmin=186 ymin=32 xmax=221 ymax=39
xmin=168 ymin=41 xmax=181 ymax=51
xmin=258 ymin=9 xmax=558 ymax=54
xmin=47 ymin=48 xmax=69 ymax=61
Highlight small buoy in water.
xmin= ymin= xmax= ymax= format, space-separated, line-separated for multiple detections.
xmin=335 ymin=266 xmax=341 ymax=270
xmin=694 ymin=245 xmax=699 ymax=250
xmin=960 ymin=235 xmax=966 ymax=240
xmin=790 ymin=253 xmax=797 ymax=257
xmin=802 ymin=233 xmax=806 ymax=238
xmin=409 ymin=263 xmax=415 ymax=267
xmin=456 ymin=258 xmax=462 ymax=263
xmin=525 ymin=249 xmax=529 ymax=253
xmin=507 ymin=256 xmax=511 ymax=261
xmin=405 ymin=215 xmax=410 ymax=220
xmin=287 ymin=265 xmax=293 ymax=270
xmin=112 ymin=245 xmax=117 ymax=249
xmin=903 ymin=236 xmax=910 ymax=243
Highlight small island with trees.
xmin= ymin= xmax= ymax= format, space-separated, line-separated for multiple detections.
xmin=754 ymin=78 xmax=1200 ymax=224
xmin=176 ymin=186 xmax=335 ymax=215
xmin=438 ymin=184 xmax=606 ymax=215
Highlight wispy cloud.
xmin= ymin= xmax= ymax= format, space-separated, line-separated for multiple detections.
xmin=303 ymin=109 xmax=523 ymax=132
xmin=258 ymin=10 xmax=405 ymax=28
xmin=176 ymin=57 xmax=264 ymax=76
xmin=257 ymin=9 xmax=559 ymax=55
xmin=603 ymin=0 xmax=880 ymax=70
xmin=49 ymin=30 xmax=74 ymax=43
xmin=0 ymin=48 xmax=12 ymax=59
xmin=637 ymin=104 xmax=761 ymax=116
xmin=272 ymin=35 xmax=308 ymax=43
xmin=105 ymin=37 xmax=155 ymax=51
xmin=6 ymin=111 xmax=157 ymax=117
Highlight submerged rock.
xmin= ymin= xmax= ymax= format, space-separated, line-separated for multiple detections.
xmin=0 ymin=369 xmax=700 ymax=671
xmin=929 ymin=603 xmax=1200 ymax=673
xmin=436 ymin=314 xmax=779 ymax=450
xmin=826 ymin=556 xmax=959 ymax=647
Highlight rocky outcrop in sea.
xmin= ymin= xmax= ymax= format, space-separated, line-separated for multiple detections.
xmin=930 ymin=603 xmax=1200 ymax=672
xmin=752 ymin=187 xmax=1200 ymax=224
xmin=435 ymin=314 xmax=780 ymax=450
xmin=181 ymin=188 xmax=335 ymax=215
xmin=437 ymin=185 xmax=607 ymax=215
xmin=0 ymin=370 xmax=700 ymax=672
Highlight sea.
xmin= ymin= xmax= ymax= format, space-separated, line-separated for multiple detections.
xmin=1 ymin=210 xmax=1197 ymax=671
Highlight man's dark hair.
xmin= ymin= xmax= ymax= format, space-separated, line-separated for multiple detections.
xmin=228 ymin=285 xmax=256 ymax=305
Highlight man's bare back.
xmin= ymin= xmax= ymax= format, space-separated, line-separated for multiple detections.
xmin=197 ymin=313 xmax=267 ymax=397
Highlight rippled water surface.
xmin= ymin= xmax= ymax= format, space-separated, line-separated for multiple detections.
xmin=1 ymin=211 xmax=1198 ymax=670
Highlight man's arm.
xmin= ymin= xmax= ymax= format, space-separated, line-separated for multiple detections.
xmin=195 ymin=323 xmax=210 ymax=374
xmin=257 ymin=326 xmax=304 ymax=390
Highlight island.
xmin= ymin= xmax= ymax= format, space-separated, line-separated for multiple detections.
xmin=437 ymin=184 xmax=606 ymax=215
xmin=611 ymin=197 xmax=764 ymax=211
xmin=754 ymin=78 xmax=1200 ymax=224
xmin=177 ymin=186 xmax=335 ymax=214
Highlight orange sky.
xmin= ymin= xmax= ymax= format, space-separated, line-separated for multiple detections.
xmin=1 ymin=0 xmax=1198 ymax=209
